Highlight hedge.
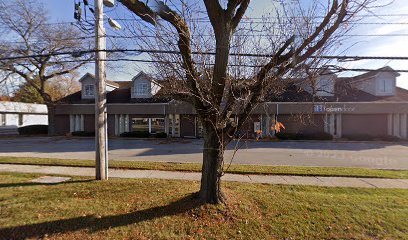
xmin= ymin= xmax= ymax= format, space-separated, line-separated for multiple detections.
xmin=119 ymin=131 xmax=168 ymax=138
xmin=71 ymin=131 xmax=95 ymax=137
xmin=342 ymin=134 xmax=400 ymax=142
xmin=275 ymin=132 xmax=333 ymax=141
xmin=120 ymin=131 xmax=151 ymax=138
xmin=18 ymin=125 xmax=48 ymax=135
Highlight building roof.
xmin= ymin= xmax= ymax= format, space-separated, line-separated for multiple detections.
xmin=58 ymin=89 xmax=171 ymax=104
xmin=350 ymin=66 xmax=400 ymax=81
xmin=264 ymin=83 xmax=408 ymax=103
xmin=78 ymin=72 xmax=129 ymax=89
xmin=60 ymin=67 xmax=408 ymax=106
xmin=0 ymin=101 xmax=48 ymax=113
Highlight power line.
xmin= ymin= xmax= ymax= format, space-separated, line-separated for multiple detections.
xmin=4 ymin=30 xmax=408 ymax=45
xmin=3 ymin=48 xmax=408 ymax=61
xmin=11 ymin=57 xmax=408 ymax=73
xmin=1 ymin=13 xmax=408 ymax=29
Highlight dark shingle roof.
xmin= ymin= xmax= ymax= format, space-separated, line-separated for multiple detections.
xmin=58 ymin=89 xmax=171 ymax=104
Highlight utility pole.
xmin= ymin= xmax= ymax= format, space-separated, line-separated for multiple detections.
xmin=95 ymin=0 xmax=108 ymax=180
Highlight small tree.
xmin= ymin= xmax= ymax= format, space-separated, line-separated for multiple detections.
xmin=118 ymin=0 xmax=375 ymax=204
xmin=0 ymin=0 xmax=91 ymax=135
xmin=12 ymin=74 xmax=80 ymax=104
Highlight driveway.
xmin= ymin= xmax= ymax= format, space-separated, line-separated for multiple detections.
xmin=0 ymin=137 xmax=407 ymax=170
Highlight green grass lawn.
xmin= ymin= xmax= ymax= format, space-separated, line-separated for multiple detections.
xmin=0 ymin=172 xmax=407 ymax=239
xmin=1 ymin=156 xmax=408 ymax=179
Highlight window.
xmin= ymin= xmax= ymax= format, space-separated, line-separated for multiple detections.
xmin=70 ymin=114 xmax=84 ymax=132
xmin=135 ymin=83 xmax=149 ymax=95
xmin=18 ymin=114 xmax=23 ymax=126
xmin=379 ymin=79 xmax=393 ymax=94
xmin=84 ymin=84 xmax=95 ymax=96
xmin=131 ymin=118 xmax=149 ymax=132
xmin=151 ymin=118 xmax=165 ymax=133
xmin=0 ymin=114 xmax=6 ymax=126
xmin=115 ymin=114 xmax=129 ymax=135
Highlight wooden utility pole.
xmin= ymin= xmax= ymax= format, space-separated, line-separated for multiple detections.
xmin=95 ymin=0 xmax=108 ymax=180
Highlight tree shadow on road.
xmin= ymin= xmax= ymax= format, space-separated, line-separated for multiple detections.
xmin=0 ymin=193 xmax=203 ymax=240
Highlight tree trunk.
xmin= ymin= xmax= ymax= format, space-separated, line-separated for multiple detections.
xmin=199 ymin=126 xmax=225 ymax=204
xmin=46 ymin=103 xmax=56 ymax=136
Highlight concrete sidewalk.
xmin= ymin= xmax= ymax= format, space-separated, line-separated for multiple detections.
xmin=1 ymin=163 xmax=408 ymax=189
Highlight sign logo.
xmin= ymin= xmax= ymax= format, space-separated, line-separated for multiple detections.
xmin=314 ymin=104 xmax=355 ymax=113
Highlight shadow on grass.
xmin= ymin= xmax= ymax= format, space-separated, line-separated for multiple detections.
xmin=0 ymin=193 xmax=202 ymax=240
xmin=0 ymin=179 xmax=93 ymax=189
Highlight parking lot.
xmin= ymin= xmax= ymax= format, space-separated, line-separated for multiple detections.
xmin=0 ymin=137 xmax=407 ymax=169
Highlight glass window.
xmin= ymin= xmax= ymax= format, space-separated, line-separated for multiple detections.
xmin=18 ymin=114 xmax=23 ymax=126
xmin=380 ymin=79 xmax=393 ymax=93
xmin=135 ymin=83 xmax=149 ymax=95
xmin=0 ymin=114 xmax=6 ymax=126
xmin=85 ymin=84 xmax=95 ymax=96
xmin=70 ymin=114 xmax=83 ymax=132
xmin=131 ymin=118 xmax=149 ymax=132
xmin=151 ymin=118 xmax=165 ymax=133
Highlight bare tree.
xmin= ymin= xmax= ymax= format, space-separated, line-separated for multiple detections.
xmin=118 ymin=0 xmax=377 ymax=204
xmin=0 ymin=0 xmax=91 ymax=135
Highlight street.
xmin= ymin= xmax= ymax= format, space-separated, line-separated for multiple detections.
xmin=0 ymin=137 xmax=407 ymax=169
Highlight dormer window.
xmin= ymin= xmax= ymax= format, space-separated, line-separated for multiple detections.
xmin=135 ymin=83 xmax=149 ymax=95
xmin=85 ymin=84 xmax=95 ymax=97
xmin=379 ymin=79 xmax=393 ymax=94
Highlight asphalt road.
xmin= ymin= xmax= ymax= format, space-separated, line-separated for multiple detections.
xmin=0 ymin=137 xmax=407 ymax=169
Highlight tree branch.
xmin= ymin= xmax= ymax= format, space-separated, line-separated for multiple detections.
xmin=231 ymin=0 xmax=251 ymax=29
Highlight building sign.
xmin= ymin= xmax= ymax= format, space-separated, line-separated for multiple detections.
xmin=314 ymin=104 xmax=355 ymax=113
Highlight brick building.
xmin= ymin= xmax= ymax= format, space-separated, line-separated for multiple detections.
xmin=55 ymin=67 xmax=408 ymax=139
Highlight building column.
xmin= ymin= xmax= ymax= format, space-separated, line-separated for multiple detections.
xmin=400 ymin=113 xmax=407 ymax=139
xmin=125 ymin=115 xmax=130 ymax=132
xmin=114 ymin=114 xmax=118 ymax=136
xmin=171 ymin=114 xmax=176 ymax=137
xmin=329 ymin=114 xmax=335 ymax=136
xmin=265 ymin=115 xmax=271 ymax=137
xmin=335 ymin=114 xmax=342 ymax=138
xmin=70 ymin=115 xmax=74 ymax=132
xmin=164 ymin=115 xmax=169 ymax=135
xmin=387 ymin=114 xmax=393 ymax=136
xmin=148 ymin=118 xmax=152 ymax=133
xmin=119 ymin=114 xmax=125 ymax=134
xmin=324 ymin=114 xmax=329 ymax=133
xmin=393 ymin=113 xmax=400 ymax=137
xmin=80 ymin=114 xmax=84 ymax=131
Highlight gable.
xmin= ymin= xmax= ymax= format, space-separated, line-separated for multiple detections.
xmin=130 ymin=72 xmax=161 ymax=98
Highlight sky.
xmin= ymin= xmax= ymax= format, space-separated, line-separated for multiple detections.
xmin=41 ymin=0 xmax=408 ymax=89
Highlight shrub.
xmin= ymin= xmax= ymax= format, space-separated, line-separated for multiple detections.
xmin=275 ymin=132 xmax=298 ymax=140
xmin=155 ymin=132 xmax=168 ymax=138
xmin=275 ymin=132 xmax=333 ymax=141
xmin=297 ymin=132 xmax=333 ymax=140
xmin=120 ymin=131 xmax=151 ymax=138
xmin=71 ymin=131 xmax=95 ymax=137
xmin=18 ymin=125 xmax=48 ymax=135
xmin=343 ymin=134 xmax=400 ymax=142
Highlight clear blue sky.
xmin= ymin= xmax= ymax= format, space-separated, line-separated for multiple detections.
xmin=40 ymin=0 xmax=408 ymax=89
